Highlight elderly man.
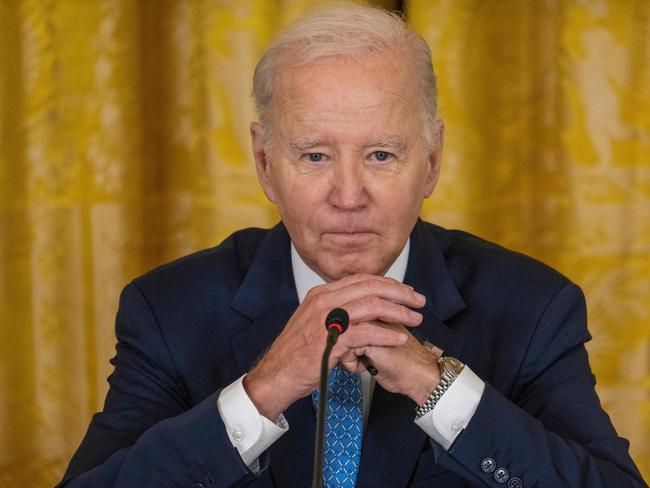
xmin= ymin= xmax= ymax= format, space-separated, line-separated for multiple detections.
xmin=60 ymin=5 xmax=646 ymax=488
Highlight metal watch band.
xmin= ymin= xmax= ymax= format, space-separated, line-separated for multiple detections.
xmin=414 ymin=356 xmax=464 ymax=419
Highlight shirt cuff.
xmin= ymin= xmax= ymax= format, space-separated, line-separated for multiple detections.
xmin=414 ymin=365 xmax=485 ymax=450
xmin=217 ymin=374 xmax=289 ymax=470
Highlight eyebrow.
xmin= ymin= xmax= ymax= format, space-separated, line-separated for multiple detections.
xmin=289 ymin=137 xmax=406 ymax=151
xmin=369 ymin=137 xmax=405 ymax=149
xmin=289 ymin=140 xmax=323 ymax=151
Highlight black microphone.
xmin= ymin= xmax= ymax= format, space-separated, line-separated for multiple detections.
xmin=325 ymin=307 xmax=349 ymax=336
xmin=326 ymin=308 xmax=378 ymax=376
xmin=312 ymin=308 xmax=349 ymax=488
xmin=326 ymin=308 xmax=380 ymax=373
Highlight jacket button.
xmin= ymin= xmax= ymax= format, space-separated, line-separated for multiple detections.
xmin=480 ymin=458 xmax=496 ymax=473
xmin=507 ymin=477 xmax=523 ymax=488
xmin=494 ymin=467 xmax=509 ymax=484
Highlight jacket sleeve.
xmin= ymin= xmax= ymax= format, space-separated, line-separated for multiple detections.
xmin=58 ymin=282 xmax=263 ymax=487
xmin=430 ymin=283 xmax=647 ymax=487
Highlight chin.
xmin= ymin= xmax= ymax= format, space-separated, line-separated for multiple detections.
xmin=319 ymin=254 xmax=384 ymax=281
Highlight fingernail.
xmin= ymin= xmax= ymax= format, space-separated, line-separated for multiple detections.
xmin=411 ymin=311 xmax=423 ymax=322
xmin=415 ymin=292 xmax=426 ymax=303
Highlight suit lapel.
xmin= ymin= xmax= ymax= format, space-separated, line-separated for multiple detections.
xmin=230 ymin=223 xmax=297 ymax=373
xmin=357 ymin=220 xmax=468 ymax=486
xmin=229 ymin=223 xmax=313 ymax=487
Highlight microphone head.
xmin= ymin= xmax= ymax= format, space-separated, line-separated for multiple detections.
xmin=325 ymin=308 xmax=349 ymax=334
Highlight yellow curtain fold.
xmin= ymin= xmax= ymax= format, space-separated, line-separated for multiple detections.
xmin=0 ymin=0 xmax=648 ymax=484
xmin=410 ymin=0 xmax=650 ymax=477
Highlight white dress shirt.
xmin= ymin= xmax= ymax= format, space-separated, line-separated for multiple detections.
xmin=217 ymin=239 xmax=485 ymax=471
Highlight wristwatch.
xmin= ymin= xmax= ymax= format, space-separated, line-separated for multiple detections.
xmin=414 ymin=356 xmax=465 ymax=419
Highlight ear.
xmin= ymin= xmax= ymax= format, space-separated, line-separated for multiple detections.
xmin=423 ymin=119 xmax=444 ymax=198
xmin=250 ymin=122 xmax=278 ymax=203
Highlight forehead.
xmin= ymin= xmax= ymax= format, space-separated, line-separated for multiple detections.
xmin=270 ymin=52 xmax=422 ymax=142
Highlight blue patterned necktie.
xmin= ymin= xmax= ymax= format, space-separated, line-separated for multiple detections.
xmin=312 ymin=365 xmax=363 ymax=487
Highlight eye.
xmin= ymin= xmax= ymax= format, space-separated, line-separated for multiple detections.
xmin=372 ymin=151 xmax=393 ymax=162
xmin=306 ymin=153 xmax=325 ymax=162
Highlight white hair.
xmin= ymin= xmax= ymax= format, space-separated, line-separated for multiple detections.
xmin=252 ymin=3 xmax=438 ymax=147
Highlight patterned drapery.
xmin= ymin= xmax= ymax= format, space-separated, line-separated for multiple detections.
xmin=0 ymin=1 xmax=647 ymax=485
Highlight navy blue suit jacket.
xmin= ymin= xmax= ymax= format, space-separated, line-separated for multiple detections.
xmin=60 ymin=221 xmax=646 ymax=487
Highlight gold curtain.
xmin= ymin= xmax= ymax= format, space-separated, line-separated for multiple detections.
xmin=411 ymin=0 xmax=650 ymax=478
xmin=0 ymin=0 xmax=647 ymax=485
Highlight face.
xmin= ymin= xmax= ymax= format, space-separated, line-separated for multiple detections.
xmin=251 ymin=50 xmax=443 ymax=282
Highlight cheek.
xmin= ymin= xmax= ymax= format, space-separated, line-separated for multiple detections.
xmin=374 ymin=173 xmax=426 ymax=213
xmin=272 ymin=176 xmax=325 ymax=226
xmin=386 ymin=192 xmax=423 ymax=224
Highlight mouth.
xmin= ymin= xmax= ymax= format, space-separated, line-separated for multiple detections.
xmin=323 ymin=231 xmax=376 ymax=245
xmin=324 ymin=229 xmax=375 ymax=236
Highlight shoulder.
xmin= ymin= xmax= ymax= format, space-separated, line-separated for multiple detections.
xmin=419 ymin=223 xmax=590 ymax=387
xmin=131 ymin=226 xmax=270 ymax=301
xmin=423 ymin=221 xmax=573 ymax=299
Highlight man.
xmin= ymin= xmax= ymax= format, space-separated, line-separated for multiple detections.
xmin=60 ymin=5 xmax=646 ymax=487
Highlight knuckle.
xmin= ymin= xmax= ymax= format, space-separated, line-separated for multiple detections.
xmin=380 ymin=328 xmax=393 ymax=342
xmin=351 ymin=325 xmax=365 ymax=343
xmin=362 ymin=324 xmax=372 ymax=341
xmin=364 ymin=278 xmax=377 ymax=293
xmin=400 ymin=305 xmax=412 ymax=321
xmin=305 ymin=284 xmax=323 ymax=300
xmin=310 ymin=291 xmax=328 ymax=309
xmin=364 ymin=295 xmax=379 ymax=311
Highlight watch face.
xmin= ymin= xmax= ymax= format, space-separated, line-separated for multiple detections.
xmin=443 ymin=357 xmax=465 ymax=376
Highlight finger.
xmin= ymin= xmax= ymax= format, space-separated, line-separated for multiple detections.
xmin=319 ymin=273 xmax=408 ymax=293
xmin=334 ymin=277 xmax=426 ymax=309
xmin=344 ymin=347 xmax=382 ymax=375
xmin=303 ymin=274 xmax=391 ymax=302
xmin=335 ymin=322 xmax=408 ymax=352
xmin=306 ymin=276 xmax=425 ymax=313
xmin=342 ymin=296 xmax=423 ymax=327
xmin=358 ymin=355 xmax=378 ymax=375
xmin=337 ymin=346 xmax=368 ymax=372
xmin=338 ymin=354 xmax=365 ymax=373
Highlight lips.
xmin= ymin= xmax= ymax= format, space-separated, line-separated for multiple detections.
xmin=323 ymin=231 xmax=375 ymax=246
xmin=323 ymin=227 xmax=375 ymax=234
xmin=319 ymin=222 xmax=377 ymax=244
xmin=324 ymin=231 xmax=375 ymax=238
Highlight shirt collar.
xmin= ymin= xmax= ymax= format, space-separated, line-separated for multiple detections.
xmin=291 ymin=239 xmax=411 ymax=304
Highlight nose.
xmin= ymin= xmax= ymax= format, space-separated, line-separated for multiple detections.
xmin=328 ymin=158 xmax=369 ymax=210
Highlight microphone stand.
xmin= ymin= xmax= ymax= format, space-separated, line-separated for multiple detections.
xmin=311 ymin=329 xmax=339 ymax=488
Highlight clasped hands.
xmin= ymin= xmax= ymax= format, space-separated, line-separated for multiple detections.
xmin=244 ymin=274 xmax=442 ymax=421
